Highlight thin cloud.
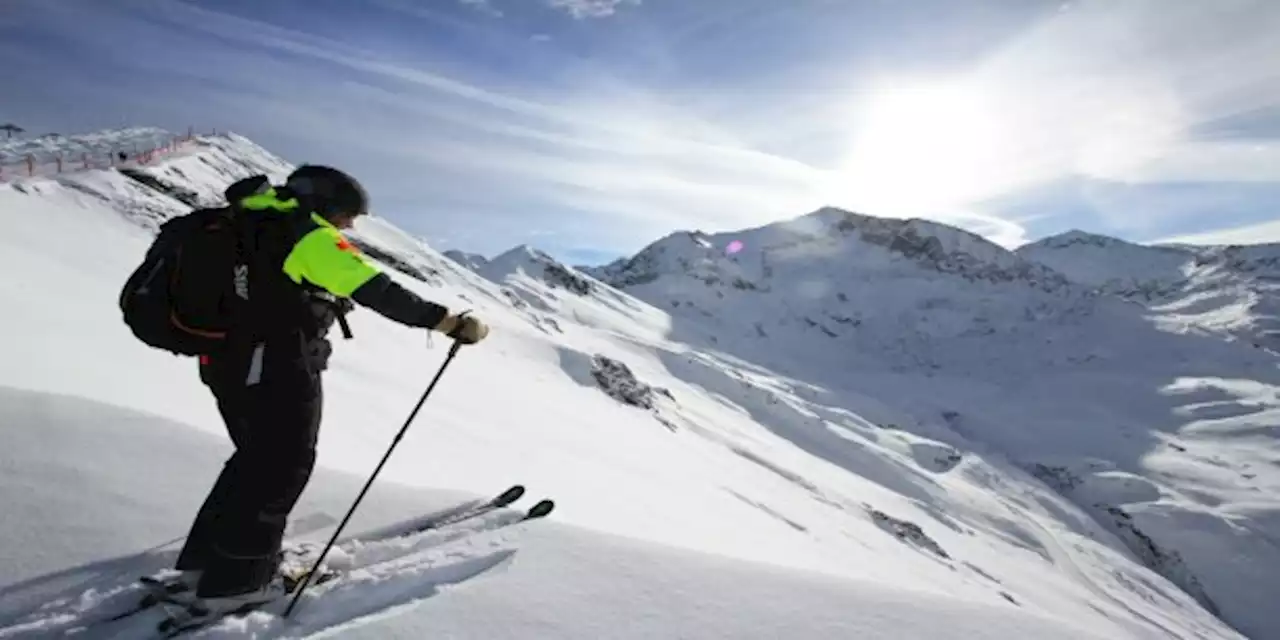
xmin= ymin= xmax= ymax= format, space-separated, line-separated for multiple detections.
xmin=460 ymin=0 xmax=503 ymax=17
xmin=825 ymin=0 xmax=1280 ymax=244
xmin=1155 ymin=219 xmax=1280 ymax=246
xmin=14 ymin=0 xmax=1276 ymax=259
xmin=970 ymin=1 xmax=1279 ymax=189
xmin=137 ymin=0 xmax=828 ymax=230
xmin=1120 ymin=141 xmax=1280 ymax=183
xmin=547 ymin=0 xmax=641 ymax=19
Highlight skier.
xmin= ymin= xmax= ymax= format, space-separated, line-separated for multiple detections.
xmin=168 ymin=165 xmax=489 ymax=611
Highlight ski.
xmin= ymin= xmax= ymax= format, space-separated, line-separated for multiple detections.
xmin=86 ymin=485 xmax=527 ymax=629
xmin=520 ymin=498 xmax=556 ymax=522
xmin=385 ymin=483 xmax=527 ymax=538
xmin=158 ymin=498 xmax=556 ymax=638
xmin=279 ymin=483 xmax=527 ymax=570
xmin=91 ymin=578 xmax=192 ymax=624
xmin=159 ymin=601 xmax=266 ymax=638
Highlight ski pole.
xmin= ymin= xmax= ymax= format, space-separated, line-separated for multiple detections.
xmin=284 ymin=339 xmax=464 ymax=617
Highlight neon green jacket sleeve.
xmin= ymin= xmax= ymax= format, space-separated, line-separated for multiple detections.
xmin=282 ymin=219 xmax=380 ymax=297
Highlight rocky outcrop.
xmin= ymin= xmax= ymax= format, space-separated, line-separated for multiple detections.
xmin=867 ymin=507 xmax=950 ymax=560
xmin=590 ymin=355 xmax=673 ymax=410
xmin=544 ymin=261 xmax=594 ymax=295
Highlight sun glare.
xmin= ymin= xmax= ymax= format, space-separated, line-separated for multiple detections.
xmin=833 ymin=79 xmax=1016 ymax=216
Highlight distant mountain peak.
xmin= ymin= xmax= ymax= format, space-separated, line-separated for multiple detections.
xmin=482 ymin=243 xmax=597 ymax=296
xmin=588 ymin=207 xmax=1072 ymax=297
xmin=1025 ymin=229 xmax=1154 ymax=251
xmin=443 ymin=249 xmax=490 ymax=272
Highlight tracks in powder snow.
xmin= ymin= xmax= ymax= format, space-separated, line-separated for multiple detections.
xmin=0 ymin=486 xmax=554 ymax=639
xmin=155 ymin=497 xmax=555 ymax=638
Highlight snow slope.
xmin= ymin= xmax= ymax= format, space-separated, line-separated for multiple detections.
xmin=1 ymin=386 xmax=1108 ymax=640
xmin=0 ymin=130 xmax=1269 ymax=638
xmin=1019 ymin=230 xmax=1280 ymax=350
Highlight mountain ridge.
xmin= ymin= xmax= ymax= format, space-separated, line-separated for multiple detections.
xmin=449 ymin=207 xmax=1278 ymax=353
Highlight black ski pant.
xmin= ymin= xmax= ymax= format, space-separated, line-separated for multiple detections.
xmin=174 ymin=352 xmax=322 ymax=597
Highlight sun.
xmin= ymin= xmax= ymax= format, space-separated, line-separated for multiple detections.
xmin=832 ymin=78 xmax=1016 ymax=216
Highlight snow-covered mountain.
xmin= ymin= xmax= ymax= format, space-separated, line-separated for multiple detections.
xmin=1 ymin=129 xmax=1276 ymax=639
xmin=1019 ymin=230 xmax=1280 ymax=350
xmin=573 ymin=207 xmax=1280 ymax=637
xmin=1016 ymin=230 xmax=1195 ymax=291
xmin=582 ymin=207 xmax=1103 ymax=377
xmin=442 ymin=248 xmax=490 ymax=272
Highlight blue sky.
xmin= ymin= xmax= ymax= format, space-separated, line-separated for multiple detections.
xmin=3 ymin=0 xmax=1279 ymax=263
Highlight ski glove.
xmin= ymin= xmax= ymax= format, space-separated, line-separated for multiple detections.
xmin=434 ymin=314 xmax=489 ymax=345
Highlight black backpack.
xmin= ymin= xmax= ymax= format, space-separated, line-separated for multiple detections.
xmin=118 ymin=176 xmax=269 ymax=356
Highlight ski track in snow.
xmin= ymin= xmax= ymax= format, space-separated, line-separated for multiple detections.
xmin=1 ymin=128 xmax=1276 ymax=638
xmin=0 ymin=492 xmax=532 ymax=639
xmin=115 ymin=529 xmax=523 ymax=639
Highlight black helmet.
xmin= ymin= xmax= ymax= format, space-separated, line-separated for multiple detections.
xmin=285 ymin=165 xmax=369 ymax=218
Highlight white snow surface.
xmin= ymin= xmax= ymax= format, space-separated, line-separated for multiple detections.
xmin=0 ymin=131 xmax=1275 ymax=639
